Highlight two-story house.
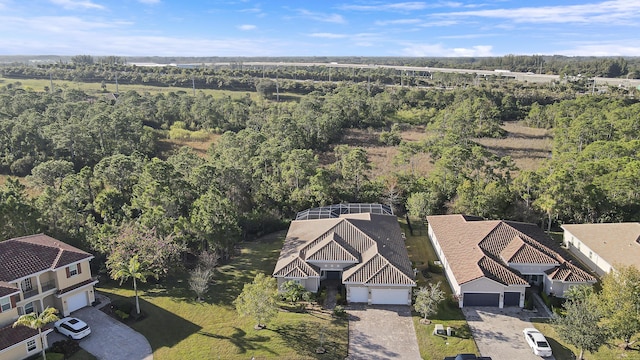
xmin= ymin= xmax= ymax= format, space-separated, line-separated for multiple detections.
xmin=0 ymin=234 xmax=98 ymax=360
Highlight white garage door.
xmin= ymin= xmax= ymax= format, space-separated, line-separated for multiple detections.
xmin=371 ymin=288 xmax=410 ymax=305
xmin=66 ymin=292 xmax=89 ymax=313
xmin=349 ymin=286 xmax=369 ymax=303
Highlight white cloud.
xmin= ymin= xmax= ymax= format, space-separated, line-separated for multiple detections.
xmin=138 ymin=0 xmax=160 ymax=4
xmin=238 ymin=24 xmax=256 ymax=31
xmin=49 ymin=0 xmax=105 ymax=10
xmin=402 ymin=43 xmax=493 ymax=57
xmin=558 ymin=42 xmax=640 ymax=56
xmin=296 ymin=9 xmax=346 ymax=24
xmin=375 ymin=18 xmax=422 ymax=26
xmin=309 ymin=32 xmax=347 ymax=39
xmin=438 ymin=0 xmax=640 ymax=25
xmin=341 ymin=2 xmax=428 ymax=12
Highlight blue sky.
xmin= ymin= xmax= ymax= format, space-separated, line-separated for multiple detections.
xmin=1 ymin=0 xmax=639 ymax=57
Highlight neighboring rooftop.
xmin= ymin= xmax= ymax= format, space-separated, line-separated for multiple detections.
xmin=0 ymin=234 xmax=93 ymax=282
xmin=562 ymin=223 xmax=640 ymax=271
xmin=427 ymin=215 xmax=595 ymax=286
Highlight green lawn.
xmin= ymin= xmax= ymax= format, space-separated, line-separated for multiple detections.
xmin=98 ymin=231 xmax=347 ymax=360
xmin=2 ymin=77 xmax=257 ymax=99
xmin=401 ymin=218 xmax=480 ymax=360
xmin=532 ymin=319 xmax=640 ymax=360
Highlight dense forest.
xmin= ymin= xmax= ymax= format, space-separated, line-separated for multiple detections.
xmin=1 ymin=59 xmax=639 ymax=278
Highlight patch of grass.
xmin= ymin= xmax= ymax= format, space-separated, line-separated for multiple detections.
xmin=532 ymin=318 xmax=640 ymax=360
xmin=400 ymin=218 xmax=481 ymax=360
xmin=98 ymin=231 xmax=347 ymax=360
xmin=4 ymin=77 xmax=258 ymax=99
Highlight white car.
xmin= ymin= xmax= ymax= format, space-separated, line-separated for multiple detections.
xmin=54 ymin=317 xmax=91 ymax=340
xmin=523 ymin=328 xmax=552 ymax=357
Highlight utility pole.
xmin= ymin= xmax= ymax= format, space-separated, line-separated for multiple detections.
xmin=49 ymin=73 xmax=53 ymax=93
xmin=115 ymin=73 xmax=119 ymax=94
xmin=192 ymin=76 xmax=196 ymax=96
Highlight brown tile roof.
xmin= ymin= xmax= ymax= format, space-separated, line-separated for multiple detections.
xmin=0 ymin=234 xmax=93 ymax=282
xmin=0 ymin=282 xmax=19 ymax=298
xmin=58 ymin=278 xmax=99 ymax=296
xmin=0 ymin=323 xmax=53 ymax=351
xmin=561 ymin=223 xmax=640 ymax=271
xmin=427 ymin=215 xmax=595 ymax=286
xmin=274 ymin=210 xmax=415 ymax=287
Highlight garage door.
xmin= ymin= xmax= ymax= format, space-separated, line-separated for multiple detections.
xmin=66 ymin=292 xmax=89 ymax=313
xmin=504 ymin=292 xmax=521 ymax=307
xmin=371 ymin=288 xmax=410 ymax=305
xmin=349 ymin=286 xmax=368 ymax=303
xmin=463 ymin=293 xmax=500 ymax=307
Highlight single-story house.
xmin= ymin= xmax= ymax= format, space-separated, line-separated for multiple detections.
xmin=427 ymin=215 xmax=596 ymax=308
xmin=0 ymin=234 xmax=98 ymax=360
xmin=562 ymin=223 xmax=640 ymax=276
xmin=273 ymin=204 xmax=416 ymax=305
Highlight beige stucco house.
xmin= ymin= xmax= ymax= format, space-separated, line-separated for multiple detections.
xmin=427 ymin=215 xmax=596 ymax=308
xmin=273 ymin=204 xmax=416 ymax=305
xmin=562 ymin=223 xmax=640 ymax=276
xmin=0 ymin=234 xmax=97 ymax=360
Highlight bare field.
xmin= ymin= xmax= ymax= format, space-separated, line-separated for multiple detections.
xmin=335 ymin=122 xmax=551 ymax=179
xmin=157 ymin=134 xmax=220 ymax=158
xmin=474 ymin=122 xmax=552 ymax=171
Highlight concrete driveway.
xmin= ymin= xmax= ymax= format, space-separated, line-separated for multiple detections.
xmin=48 ymin=306 xmax=152 ymax=360
xmin=463 ymin=307 xmax=555 ymax=360
xmin=347 ymin=305 xmax=421 ymax=360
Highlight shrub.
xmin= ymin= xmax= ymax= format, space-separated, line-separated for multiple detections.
xmin=115 ymin=309 xmax=130 ymax=320
xmin=111 ymin=299 xmax=134 ymax=314
xmin=50 ymin=340 xmax=80 ymax=357
xmin=333 ymin=305 xmax=347 ymax=318
xmin=428 ymin=261 xmax=443 ymax=274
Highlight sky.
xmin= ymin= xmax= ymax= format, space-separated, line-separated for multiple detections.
xmin=1 ymin=0 xmax=639 ymax=57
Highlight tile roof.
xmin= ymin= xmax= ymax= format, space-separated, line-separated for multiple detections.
xmin=561 ymin=223 xmax=640 ymax=271
xmin=0 ymin=323 xmax=53 ymax=351
xmin=0 ymin=234 xmax=93 ymax=282
xmin=427 ymin=215 xmax=595 ymax=286
xmin=274 ymin=208 xmax=415 ymax=287
xmin=0 ymin=282 xmax=19 ymax=298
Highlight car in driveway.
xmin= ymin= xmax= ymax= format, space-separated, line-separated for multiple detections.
xmin=523 ymin=328 xmax=553 ymax=357
xmin=54 ymin=317 xmax=91 ymax=340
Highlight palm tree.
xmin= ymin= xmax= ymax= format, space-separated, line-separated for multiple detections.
xmin=13 ymin=307 xmax=59 ymax=360
xmin=111 ymin=255 xmax=155 ymax=315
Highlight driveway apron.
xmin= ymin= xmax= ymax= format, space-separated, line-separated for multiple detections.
xmin=463 ymin=307 xmax=556 ymax=360
xmin=347 ymin=305 xmax=421 ymax=360
xmin=49 ymin=306 xmax=153 ymax=360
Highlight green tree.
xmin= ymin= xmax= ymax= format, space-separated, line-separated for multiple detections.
xmin=0 ymin=178 xmax=40 ymax=240
xmin=414 ymin=281 xmax=445 ymax=322
xmin=111 ymin=255 xmax=155 ymax=315
xmin=598 ymin=265 xmax=640 ymax=349
xmin=234 ymin=272 xmax=279 ymax=329
xmin=552 ymin=294 xmax=606 ymax=360
xmin=13 ymin=307 xmax=59 ymax=360
xmin=29 ymin=160 xmax=75 ymax=189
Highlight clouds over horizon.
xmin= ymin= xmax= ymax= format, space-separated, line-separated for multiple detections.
xmin=0 ymin=0 xmax=637 ymax=56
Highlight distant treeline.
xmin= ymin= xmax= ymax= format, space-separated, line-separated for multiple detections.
xmin=2 ymin=54 xmax=639 ymax=78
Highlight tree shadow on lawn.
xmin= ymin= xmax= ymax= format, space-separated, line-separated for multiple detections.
xmin=270 ymin=320 xmax=348 ymax=360
xmin=101 ymin=293 xmax=202 ymax=353
xmin=198 ymin=327 xmax=276 ymax=356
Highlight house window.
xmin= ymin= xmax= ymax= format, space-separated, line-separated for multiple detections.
xmin=27 ymin=339 xmax=36 ymax=352
xmin=21 ymin=278 xmax=33 ymax=292
xmin=0 ymin=297 xmax=10 ymax=312
xmin=24 ymin=302 xmax=34 ymax=314
xmin=67 ymin=264 xmax=80 ymax=278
